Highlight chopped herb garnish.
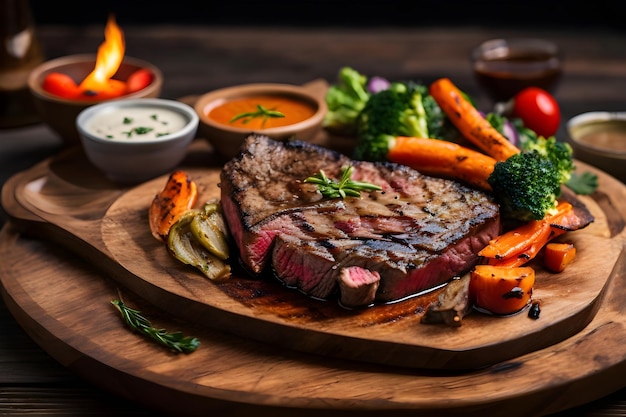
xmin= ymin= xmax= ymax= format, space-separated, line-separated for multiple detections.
xmin=156 ymin=132 xmax=170 ymax=137
xmin=230 ymin=104 xmax=285 ymax=126
xmin=123 ymin=117 xmax=133 ymax=124
xmin=150 ymin=114 xmax=158 ymax=120
xmin=304 ymin=165 xmax=382 ymax=199
xmin=133 ymin=126 xmax=154 ymax=135
xmin=111 ymin=298 xmax=200 ymax=353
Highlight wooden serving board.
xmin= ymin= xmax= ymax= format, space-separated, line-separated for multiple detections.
xmin=2 ymin=137 xmax=626 ymax=372
xmin=2 ymin=175 xmax=626 ymax=417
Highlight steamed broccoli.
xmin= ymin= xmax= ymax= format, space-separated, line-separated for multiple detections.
xmin=353 ymin=81 xmax=461 ymax=161
xmin=488 ymin=151 xmax=564 ymax=221
xmin=323 ymin=67 xmax=371 ymax=136
xmin=485 ymin=112 xmax=594 ymax=220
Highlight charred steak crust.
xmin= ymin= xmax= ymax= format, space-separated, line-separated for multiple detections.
xmin=221 ymin=135 xmax=501 ymax=305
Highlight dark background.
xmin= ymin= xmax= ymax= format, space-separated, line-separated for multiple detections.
xmin=27 ymin=0 xmax=626 ymax=31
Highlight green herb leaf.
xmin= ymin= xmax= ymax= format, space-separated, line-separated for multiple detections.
xmin=230 ymin=104 xmax=285 ymax=126
xmin=304 ymin=165 xmax=382 ymax=199
xmin=111 ymin=299 xmax=200 ymax=353
xmin=133 ymin=126 xmax=154 ymax=135
xmin=565 ymin=171 xmax=599 ymax=195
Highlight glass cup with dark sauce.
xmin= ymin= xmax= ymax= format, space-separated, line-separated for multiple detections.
xmin=471 ymin=38 xmax=563 ymax=104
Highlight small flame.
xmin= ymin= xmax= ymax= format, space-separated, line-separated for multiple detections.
xmin=79 ymin=15 xmax=126 ymax=98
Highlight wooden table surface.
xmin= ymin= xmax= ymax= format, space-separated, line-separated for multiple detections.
xmin=2 ymin=24 xmax=626 ymax=416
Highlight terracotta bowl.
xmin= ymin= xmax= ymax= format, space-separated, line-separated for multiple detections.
xmin=76 ymin=98 xmax=198 ymax=184
xmin=28 ymin=53 xmax=163 ymax=146
xmin=194 ymin=83 xmax=327 ymax=160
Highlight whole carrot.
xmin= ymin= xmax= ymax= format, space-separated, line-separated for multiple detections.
xmin=387 ymin=136 xmax=496 ymax=191
xmin=429 ymin=78 xmax=520 ymax=162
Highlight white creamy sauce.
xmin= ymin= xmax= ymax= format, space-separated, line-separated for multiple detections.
xmin=86 ymin=106 xmax=188 ymax=140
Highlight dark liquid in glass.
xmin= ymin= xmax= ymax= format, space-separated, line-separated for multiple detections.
xmin=473 ymin=52 xmax=562 ymax=103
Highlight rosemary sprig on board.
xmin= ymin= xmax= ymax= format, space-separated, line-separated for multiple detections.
xmin=111 ymin=299 xmax=200 ymax=353
xmin=304 ymin=165 xmax=382 ymax=199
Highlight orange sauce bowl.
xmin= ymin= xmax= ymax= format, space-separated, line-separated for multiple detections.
xmin=194 ymin=83 xmax=327 ymax=160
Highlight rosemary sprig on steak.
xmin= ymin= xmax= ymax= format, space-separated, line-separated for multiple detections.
xmin=304 ymin=165 xmax=382 ymax=199
xmin=111 ymin=298 xmax=200 ymax=353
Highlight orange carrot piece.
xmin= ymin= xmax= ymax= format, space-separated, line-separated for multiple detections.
xmin=429 ymin=77 xmax=521 ymax=162
xmin=479 ymin=219 xmax=552 ymax=260
xmin=470 ymin=265 xmax=535 ymax=316
xmin=479 ymin=201 xmax=573 ymax=266
xmin=149 ymin=170 xmax=198 ymax=241
xmin=387 ymin=136 xmax=496 ymax=191
xmin=543 ymin=242 xmax=577 ymax=272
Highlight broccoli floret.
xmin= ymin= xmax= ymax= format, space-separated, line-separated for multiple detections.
xmin=353 ymin=82 xmax=430 ymax=161
xmin=422 ymin=94 xmax=464 ymax=143
xmin=323 ymin=67 xmax=371 ymax=136
xmin=488 ymin=151 xmax=563 ymax=221
xmin=518 ymin=133 xmax=574 ymax=184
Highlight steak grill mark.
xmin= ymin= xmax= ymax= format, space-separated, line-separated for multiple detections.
xmin=221 ymin=135 xmax=501 ymax=307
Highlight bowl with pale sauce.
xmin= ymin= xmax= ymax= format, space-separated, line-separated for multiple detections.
xmin=76 ymin=98 xmax=198 ymax=184
xmin=194 ymin=83 xmax=327 ymax=159
xmin=567 ymin=111 xmax=626 ymax=182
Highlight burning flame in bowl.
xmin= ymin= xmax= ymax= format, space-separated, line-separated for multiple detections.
xmin=41 ymin=15 xmax=153 ymax=100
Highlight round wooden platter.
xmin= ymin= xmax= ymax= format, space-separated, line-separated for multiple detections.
xmin=1 ymin=139 xmax=626 ymax=372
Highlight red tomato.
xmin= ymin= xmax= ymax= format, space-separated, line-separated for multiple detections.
xmin=126 ymin=68 xmax=154 ymax=94
xmin=42 ymin=72 xmax=81 ymax=99
xmin=512 ymin=87 xmax=561 ymax=138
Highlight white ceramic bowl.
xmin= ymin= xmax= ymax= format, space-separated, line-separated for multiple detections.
xmin=29 ymin=54 xmax=163 ymax=146
xmin=567 ymin=111 xmax=626 ymax=182
xmin=76 ymin=98 xmax=198 ymax=184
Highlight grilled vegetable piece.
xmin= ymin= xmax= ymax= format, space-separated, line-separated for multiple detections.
xmin=386 ymin=136 xmax=497 ymax=191
xmin=543 ymin=242 xmax=577 ymax=272
xmin=190 ymin=201 xmax=230 ymax=260
xmin=429 ymin=77 xmax=520 ymax=162
xmin=149 ymin=170 xmax=198 ymax=241
xmin=167 ymin=210 xmax=231 ymax=281
xmin=421 ymin=273 xmax=472 ymax=327
xmin=469 ymin=265 xmax=535 ymax=316
xmin=479 ymin=201 xmax=574 ymax=267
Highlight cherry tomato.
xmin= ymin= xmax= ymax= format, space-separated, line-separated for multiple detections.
xmin=42 ymin=72 xmax=81 ymax=99
xmin=512 ymin=87 xmax=561 ymax=138
xmin=126 ymin=68 xmax=154 ymax=94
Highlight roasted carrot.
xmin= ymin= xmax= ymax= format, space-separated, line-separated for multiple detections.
xmin=149 ymin=170 xmax=198 ymax=241
xmin=386 ymin=136 xmax=497 ymax=191
xmin=543 ymin=242 xmax=577 ymax=272
xmin=429 ymin=77 xmax=520 ymax=162
xmin=469 ymin=265 xmax=536 ymax=316
xmin=479 ymin=201 xmax=573 ymax=267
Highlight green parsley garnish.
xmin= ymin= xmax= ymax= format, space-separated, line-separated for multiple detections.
xmin=565 ymin=171 xmax=599 ymax=195
xmin=111 ymin=298 xmax=199 ymax=353
xmin=304 ymin=165 xmax=382 ymax=199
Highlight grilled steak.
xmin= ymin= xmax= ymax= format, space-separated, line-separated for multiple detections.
xmin=220 ymin=135 xmax=501 ymax=305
